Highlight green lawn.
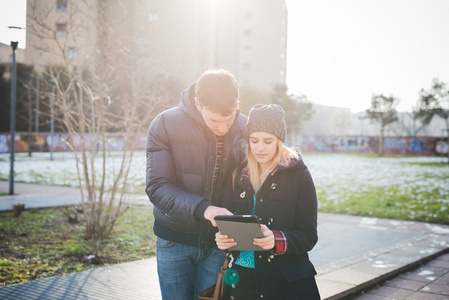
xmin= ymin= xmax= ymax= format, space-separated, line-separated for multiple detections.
xmin=0 ymin=206 xmax=156 ymax=287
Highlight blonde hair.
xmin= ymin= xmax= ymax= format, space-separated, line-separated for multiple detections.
xmin=247 ymin=139 xmax=299 ymax=192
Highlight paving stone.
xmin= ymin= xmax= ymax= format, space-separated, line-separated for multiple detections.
xmin=349 ymin=256 xmax=404 ymax=276
xmin=405 ymin=291 xmax=449 ymax=300
xmin=436 ymin=253 xmax=449 ymax=262
xmin=399 ymin=266 xmax=449 ymax=283
xmin=364 ymin=286 xmax=414 ymax=299
xmin=434 ymin=273 xmax=449 ymax=286
xmin=385 ymin=277 xmax=427 ymax=291
xmin=426 ymin=258 xmax=449 ymax=269
xmin=421 ymin=283 xmax=449 ymax=296
xmin=352 ymin=293 xmax=394 ymax=300
xmin=319 ymin=268 xmax=379 ymax=286
xmin=315 ymin=278 xmax=355 ymax=299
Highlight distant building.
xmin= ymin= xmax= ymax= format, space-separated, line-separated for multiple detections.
xmin=23 ymin=0 xmax=287 ymax=92
xmin=0 ymin=42 xmax=25 ymax=78
xmin=300 ymin=104 xmax=447 ymax=138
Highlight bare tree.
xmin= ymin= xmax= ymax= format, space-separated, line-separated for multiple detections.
xmin=239 ymin=85 xmax=271 ymax=116
xmin=414 ymin=78 xmax=449 ymax=163
xmin=366 ymin=94 xmax=399 ymax=156
xmin=271 ymin=84 xmax=313 ymax=146
xmin=28 ymin=0 xmax=173 ymax=242
xmin=394 ymin=112 xmax=427 ymax=137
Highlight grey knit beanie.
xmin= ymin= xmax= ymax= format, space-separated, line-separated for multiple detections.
xmin=247 ymin=104 xmax=287 ymax=142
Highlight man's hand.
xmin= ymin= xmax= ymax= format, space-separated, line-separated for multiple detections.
xmin=204 ymin=205 xmax=233 ymax=227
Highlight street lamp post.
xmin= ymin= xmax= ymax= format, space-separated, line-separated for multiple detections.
xmin=49 ymin=83 xmax=55 ymax=161
xmin=35 ymin=74 xmax=40 ymax=133
xmin=9 ymin=41 xmax=18 ymax=195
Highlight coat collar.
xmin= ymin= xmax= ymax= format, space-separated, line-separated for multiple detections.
xmin=237 ymin=156 xmax=306 ymax=192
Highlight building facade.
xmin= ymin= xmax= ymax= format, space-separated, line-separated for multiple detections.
xmin=23 ymin=0 xmax=288 ymax=92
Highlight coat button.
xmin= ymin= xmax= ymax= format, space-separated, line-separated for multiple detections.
xmin=260 ymin=199 xmax=263 ymax=202
xmin=260 ymin=295 xmax=264 ymax=298
xmin=258 ymin=255 xmax=262 ymax=259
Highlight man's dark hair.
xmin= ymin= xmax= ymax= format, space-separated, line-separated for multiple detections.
xmin=195 ymin=69 xmax=239 ymax=116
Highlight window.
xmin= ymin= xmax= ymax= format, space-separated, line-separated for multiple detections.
xmin=148 ymin=12 xmax=159 ymax=23
xmin=67 ymin=47 xmax=78 ymax=60
xmin=56 ymin=23 xmax=67 ymax=36
xmin=57 ymin=0 xmax=68 ymax=12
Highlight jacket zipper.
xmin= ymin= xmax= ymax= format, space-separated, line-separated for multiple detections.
xmin=208 ymin=134 xmax=219 ymax=201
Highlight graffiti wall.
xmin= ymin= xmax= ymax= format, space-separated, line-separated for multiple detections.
xmin=1 ymin=133 xmax=447 ymax=157
xmin=299 ymin=136 xmax=448 ymax=156
xmin=0 ymin=133 xmax=146 ymax=154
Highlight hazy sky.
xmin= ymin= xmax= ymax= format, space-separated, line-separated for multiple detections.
xmin=0 ymin=0 xmax=26 ymax=48
xmin=1 ymin=0 xmax=449 ymax=113
xmin=285 ymin=0 xmax=449 ymax=113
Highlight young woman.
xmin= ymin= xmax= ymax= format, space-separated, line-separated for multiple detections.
xmin=215 ymin=104 xmax=321 ymax=299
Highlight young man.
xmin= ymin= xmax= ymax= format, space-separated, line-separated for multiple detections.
xmin=146 ymin=69 xmax=247 ymax=300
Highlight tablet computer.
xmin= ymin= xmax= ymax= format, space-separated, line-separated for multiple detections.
xmin=214 ymin=215 xmax=268 ymax=251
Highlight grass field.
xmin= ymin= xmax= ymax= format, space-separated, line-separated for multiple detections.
xmin=305 ymin=153 xmax=449 ymax=224
xmin=1 ymin=151 xmax=448 ymax=224
xmin=0 ymin=206 xmax=155 ymax=287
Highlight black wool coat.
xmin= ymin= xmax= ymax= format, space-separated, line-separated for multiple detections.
xmin=226 ymin=157 xmax=320 ymax=299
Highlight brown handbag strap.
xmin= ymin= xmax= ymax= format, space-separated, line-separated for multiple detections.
xmin=216 ymin=257 xmax=229 ymax=298
xmin=221 ymin=257 xmax=229 ymax=272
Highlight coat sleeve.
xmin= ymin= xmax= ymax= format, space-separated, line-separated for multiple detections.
xmin=282 ymin=169 xmax=318 ymax=255
xmin=145 ymin=114 xmax=211 ymax=223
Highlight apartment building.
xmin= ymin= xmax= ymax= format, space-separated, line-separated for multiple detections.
xmin=0 ymin=42 xmax=25 ymax=69
xmin=24 ymin=0 xmax=287 ymax=92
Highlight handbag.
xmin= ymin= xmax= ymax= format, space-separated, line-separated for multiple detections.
xmin=198 ymin=256 xmax=229 ymax=300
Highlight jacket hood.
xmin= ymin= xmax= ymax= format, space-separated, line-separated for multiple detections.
xmin=179 ymin=83 xmax=205 ymax=125
xmin=277 ymin=154 xmax=308 ymax=172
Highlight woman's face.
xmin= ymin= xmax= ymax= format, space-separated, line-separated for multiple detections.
xmin=249 ymin=131 xmax=278 ymax=169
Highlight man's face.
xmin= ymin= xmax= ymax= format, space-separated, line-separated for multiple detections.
xmin=195 ymin=100 xmax=236 ymax=136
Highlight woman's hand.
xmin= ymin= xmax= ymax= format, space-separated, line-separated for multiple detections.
xmin=215 ymin=231 xmax=237 ymax=250
xmin=253 ymin=224 xmax=275 ymax=250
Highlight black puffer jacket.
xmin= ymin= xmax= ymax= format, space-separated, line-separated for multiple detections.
xmin=146 ymin=84 xmax=247 ymax=247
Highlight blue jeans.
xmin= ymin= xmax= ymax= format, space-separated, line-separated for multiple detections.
xmin=156 ymin=237 xmax=226 ymax=300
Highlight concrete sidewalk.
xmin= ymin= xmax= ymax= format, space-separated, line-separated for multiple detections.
xmin=0 ymin=181 xmax=152 ymax=210
xmin=1 ymin=181 xmax=448 ymax=299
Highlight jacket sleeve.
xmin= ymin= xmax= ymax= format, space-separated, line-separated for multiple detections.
xmin=282 ymin=169 xmax=318 ymax=255
xmin=145 ymin=114 xmax=212 ymax=223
